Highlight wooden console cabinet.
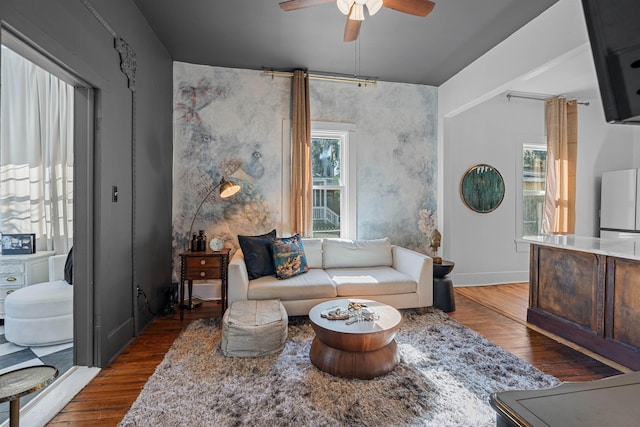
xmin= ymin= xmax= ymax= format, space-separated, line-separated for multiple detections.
xmin=528 ymin=243 xmax=640 ymax=370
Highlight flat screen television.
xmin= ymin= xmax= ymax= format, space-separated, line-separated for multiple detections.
xmin=582 ymin=0 xmax=640 ymax=124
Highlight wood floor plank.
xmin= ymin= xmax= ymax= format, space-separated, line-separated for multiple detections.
xmin=47 ymin=286 xmax=622 ymax=426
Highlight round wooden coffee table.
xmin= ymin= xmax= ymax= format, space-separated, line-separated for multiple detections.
xmin=308 ymin=299 xmax=402 ymax=379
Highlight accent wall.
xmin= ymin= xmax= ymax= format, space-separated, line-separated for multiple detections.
xmin=172 ymin=62 xmax=438 ymax=283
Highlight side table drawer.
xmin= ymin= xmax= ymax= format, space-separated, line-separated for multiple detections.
xmin=0 ymin=263 xmax=25 ymax=275
xmin=185 ymin=268 xmax=221 ymax=281
xmin=186 ymin=257 xmax=222 ymax=269
xmin=0 ymin=274 xmax=25 ymax=286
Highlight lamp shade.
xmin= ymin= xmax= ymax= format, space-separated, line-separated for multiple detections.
xmin=219 ymin=177 xmax=241 ymax=198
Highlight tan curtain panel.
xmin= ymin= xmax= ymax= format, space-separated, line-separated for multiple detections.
xmin=291 ymin=69 xmax=312 ymax=236
xmin=543 ymin=97 xmax=577 ymax=235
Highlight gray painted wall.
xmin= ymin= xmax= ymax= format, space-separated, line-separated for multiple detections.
xmin=0 ymin=0 xmax=173 ymax=367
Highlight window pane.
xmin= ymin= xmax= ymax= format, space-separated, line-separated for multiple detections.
xmin=311 ymin=138 xmax=341 ymax=185
xmin=522 ymin=147 xmax=547 ymax=236
xmin=523 ymin=193 xmax=545 ymax=235
xmin=312 ymin=189 xmax=340 ymax=237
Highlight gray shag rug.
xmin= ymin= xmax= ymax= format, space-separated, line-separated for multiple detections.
xmin=120 ymin=309 xmax=559 ymax=427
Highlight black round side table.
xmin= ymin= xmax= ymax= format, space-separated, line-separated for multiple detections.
xmin=0 ymin=365 xmax=58 ymax=427
xmin=433 ymin=260 xmax=456 ymax=312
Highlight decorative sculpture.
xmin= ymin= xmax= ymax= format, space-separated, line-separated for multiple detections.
xmin=430 ymin=228 xmax=442 ymax=264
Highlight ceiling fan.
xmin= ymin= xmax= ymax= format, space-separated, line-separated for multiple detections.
xmin=278 ymin=0 xmax=435 ymax=42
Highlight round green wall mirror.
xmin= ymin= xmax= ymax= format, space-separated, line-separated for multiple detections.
xmin=460 ymin=164 xmax=505 ymax=213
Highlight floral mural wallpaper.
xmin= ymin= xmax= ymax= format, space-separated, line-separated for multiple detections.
xmin=172 ymin=62 xmax=437 ymax=283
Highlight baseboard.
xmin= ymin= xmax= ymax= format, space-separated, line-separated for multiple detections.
xmin=451 ymin=271 xmax=529 ymax=286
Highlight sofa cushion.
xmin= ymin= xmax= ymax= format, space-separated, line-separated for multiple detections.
xmin=271 ymin=234 xmax=309 ymax=279
xmin=300 ymin=238 xmax=322 ymax=269
xmin=322 ymin=238 xmax=392 ymax=269
xmin=238 ymin=229 xmax=276 ymax=280
xmin=326 ymin=267 xmax=417 ymax=296
xmin=248 ymin=269 xmax=337 ymax=301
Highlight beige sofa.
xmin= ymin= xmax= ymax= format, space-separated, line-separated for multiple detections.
xmin=228 ymin=237 xmax=433 ymax=316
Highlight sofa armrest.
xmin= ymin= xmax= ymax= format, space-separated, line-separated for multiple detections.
xmin=391 ymin=245 xmax=433 ymax=307
xmin=228 ymin=250 xmax=249 ymax=307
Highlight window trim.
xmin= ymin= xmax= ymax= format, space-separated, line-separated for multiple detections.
xmin=311 ymin=122 xmax=356 ymax=239
xmin=515 ymin=139 xmax=546 ymax=252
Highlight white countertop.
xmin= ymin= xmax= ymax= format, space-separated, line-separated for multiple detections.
xmin=524 ymin=235 xmax=640 ymax=261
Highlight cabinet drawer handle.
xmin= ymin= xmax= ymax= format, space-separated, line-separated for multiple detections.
xmin=6 ymin=277 xmax=16 ymax=282
xmin=6 ymin=289 xmax=14 ymax=295
xmin=200 ymin=271 xmax=206 ymax=277
xmin=200 ymin=259 xmax=206 ymax=265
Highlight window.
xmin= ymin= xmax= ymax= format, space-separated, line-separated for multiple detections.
xmin=310 ymin=125 xmax=355 ymax=238
xmin=522 ymin=145 xmax=547 ymax=236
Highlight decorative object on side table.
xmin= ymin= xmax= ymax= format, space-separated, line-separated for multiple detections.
xmin=209 ymin=237 xmax=224 ymax=252
xmin=433 ymin=260 xmax=456 ymax=312
xmin=430 ymin=228 xmax=442 ymax=264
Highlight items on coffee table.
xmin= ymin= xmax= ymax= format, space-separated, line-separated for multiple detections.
xmin=309 ymin=299 xmax=401 ymax=379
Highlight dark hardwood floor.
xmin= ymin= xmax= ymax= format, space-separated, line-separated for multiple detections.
xmin=47 ymin=284 xmax=622 ymax=426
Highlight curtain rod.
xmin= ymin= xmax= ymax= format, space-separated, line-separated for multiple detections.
xmin=263 ymin=70 xmax=377 ymax=87
xmin=506 ymin=92 xmax=590 ymax=106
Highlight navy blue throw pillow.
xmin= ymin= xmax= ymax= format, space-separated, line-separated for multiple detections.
xmin=238 ymin=230 xmax=276 ymax=280
xmin=64 ymin=247 xmax=73 ymax=285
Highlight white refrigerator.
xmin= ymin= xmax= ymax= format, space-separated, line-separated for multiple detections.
xmin=600 ymin=169 xmax=640 ymax=238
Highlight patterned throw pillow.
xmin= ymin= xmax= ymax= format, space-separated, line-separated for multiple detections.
xmin=271 ymin=234 xmax=309 ymax=280
xmin=238 ymin=229 xmax=277 ymax=280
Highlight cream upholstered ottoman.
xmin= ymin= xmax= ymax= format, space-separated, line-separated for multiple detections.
xmin=4 ymin=254 xmax=73 ymax=347
xmin=221 ymin=299 xmax=288 ymax=357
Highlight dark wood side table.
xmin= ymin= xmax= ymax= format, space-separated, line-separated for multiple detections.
xmin=179 ymin=248 xmax=230 ymax=320
xmin=0 ymin=365 xmax=58 ymax=427
xmin=433 ymin=260 xmax=456 ymax=312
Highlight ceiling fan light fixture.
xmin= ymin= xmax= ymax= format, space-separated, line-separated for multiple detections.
xmin=366 ymin=0 xmax=383 ymax=16
xmin=336 ymin=0 xmax=355 ymax=15
xmin=349 ymin=3 xmax=365 ymax=20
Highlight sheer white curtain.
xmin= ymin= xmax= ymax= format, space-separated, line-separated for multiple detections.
xmin=1 ymin=46 xmax=74 ymax=253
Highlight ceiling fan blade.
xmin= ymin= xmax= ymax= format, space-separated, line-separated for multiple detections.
xmin=279 ymin=0 xmax=335 ymax=11
xmin=383 ymin=0 xmax=435 ymax=17
xmin=344 ymin=18 xmax=361 ymax=42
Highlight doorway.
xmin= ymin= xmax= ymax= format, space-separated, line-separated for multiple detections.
xmin=0 ymin=28 xmax=96 ymax=422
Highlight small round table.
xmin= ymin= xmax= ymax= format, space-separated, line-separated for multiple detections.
xmin=308 ymin=299 xmax=401 ymax=380
xmin=0 ymin=365 xmax=58 ymax=427
xmin=433 ymin=260 xmax=456 ymax=312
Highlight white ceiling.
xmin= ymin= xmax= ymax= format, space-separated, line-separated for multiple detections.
xmin=132 ymin=0 xmax=561 ymax=87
